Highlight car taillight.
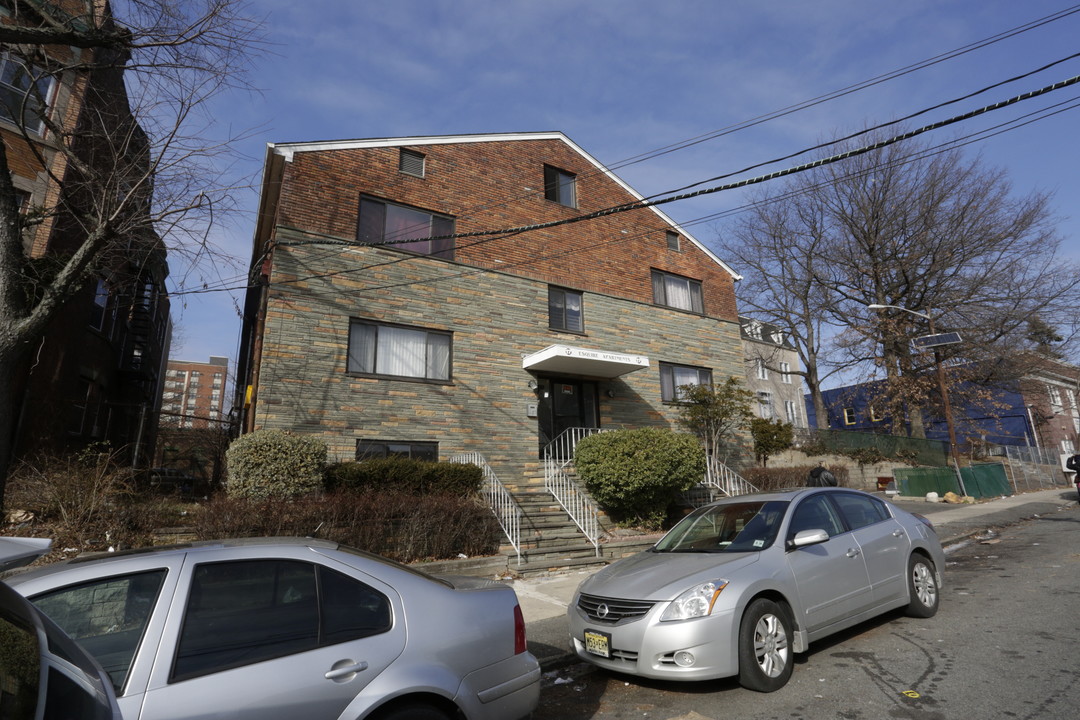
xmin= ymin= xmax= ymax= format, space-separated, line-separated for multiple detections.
xmin=513 ymin=604 xmax=527 ymax=655
xmin=913 ymin=513 xmax=936 ymax=533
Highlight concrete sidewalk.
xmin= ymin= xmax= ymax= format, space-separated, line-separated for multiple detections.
xmin=512 ymin=486 xmax=1080 ymax=671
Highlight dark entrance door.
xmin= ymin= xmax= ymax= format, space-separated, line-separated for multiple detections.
xmin=537 ymin=377 xmax=599 ymax=458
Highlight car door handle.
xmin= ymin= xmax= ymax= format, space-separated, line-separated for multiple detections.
xmin=325 ymin=661 xmax=369 ymax=680
xmin=846 ymin=548 xmax=861 ymax=558
xmin=893 ymin=530 xmax=905 ymax=538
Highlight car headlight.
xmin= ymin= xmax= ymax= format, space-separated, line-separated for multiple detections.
xmin=660 ymin=580 xmax=729 ymax=621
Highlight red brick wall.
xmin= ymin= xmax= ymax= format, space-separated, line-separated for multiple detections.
xmin=272 ymin=137 xmax=739 ymax=322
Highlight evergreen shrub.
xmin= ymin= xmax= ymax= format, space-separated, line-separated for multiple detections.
xmin=191 ymin=491 xmax=500 ymax=562
xmin=225 ymin=429 xmax=327 ymax=500
xmin=575 ymin=428 xmax=705 ymax=529
xmin=324 ymin=458 xmax=483 ymax=496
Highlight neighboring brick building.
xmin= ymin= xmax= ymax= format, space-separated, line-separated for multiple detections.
xmin=160 ymin=356 xmax=229 ymax=429
xmin=3 ymin=5 xmax=171 ymax=467
xmin=236 ymin=132 xmax=745 ymax=483
xmin=740 ymin=317 xmax=807 ymax=428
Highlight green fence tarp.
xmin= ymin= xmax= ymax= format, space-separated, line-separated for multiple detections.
xmin=959 ymin=464 xmax=1012 ymax=499
xmin=893 ymin=463 xmax=1012 ymax=499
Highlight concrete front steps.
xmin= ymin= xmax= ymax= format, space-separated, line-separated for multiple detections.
xmin=495 ymin=472 xmax=662 ymax=577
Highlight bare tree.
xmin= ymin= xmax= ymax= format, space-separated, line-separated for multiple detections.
xmin=720 ymin=131 xmax=1079 ymax=437
xmin=0 ymin=0 xmax=262 ymax=500
xmin=720 ymin=183 xmax=845 ymax=429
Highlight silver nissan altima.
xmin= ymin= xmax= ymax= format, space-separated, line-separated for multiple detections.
xmin=567 ymin=487 xmax=944 ymax=692
xmin=7 ymin=537 xmax=540 ymax=720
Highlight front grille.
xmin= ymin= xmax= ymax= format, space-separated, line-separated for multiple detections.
xmin=578 ymin=593 xmax=655 ymax=623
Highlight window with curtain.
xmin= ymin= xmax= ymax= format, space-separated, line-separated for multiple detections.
xmin=651 ymin=270 xmax=704 ymax=313
xmin=357 ymin=196 xmax=454 ymax=259
xmin=548 ymin=286 xmax=584 ymax=333
xmin=347 ymin=320 xmax=451 ymax=381
xmin=660 ymin=363 xmax=712 ymax=402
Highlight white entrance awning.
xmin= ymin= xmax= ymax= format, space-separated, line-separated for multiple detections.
xmin=522 ymin=345 xmax=650 ymax=379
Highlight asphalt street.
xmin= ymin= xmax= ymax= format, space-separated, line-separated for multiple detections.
xmin=511 ymin=486 xmax=1080 ymax=672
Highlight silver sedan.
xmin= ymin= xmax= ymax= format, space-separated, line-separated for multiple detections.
xmin=567 ymin=487 xmax=944 ymax=691
xmin=7 ymin=537 xmax=540 ymax=719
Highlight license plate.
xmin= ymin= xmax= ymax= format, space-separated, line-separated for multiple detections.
xmin=584 ymin=629 xmax=611 ymax=658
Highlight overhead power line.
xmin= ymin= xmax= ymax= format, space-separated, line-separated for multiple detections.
xmin=354 ymin=72 xmax=1080 ymax=249
xmin=168 ymin=4 xmax=1080 ymax=298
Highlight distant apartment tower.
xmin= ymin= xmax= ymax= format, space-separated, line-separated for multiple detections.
xmin=161 ymin=357 xmax=229 ymax=429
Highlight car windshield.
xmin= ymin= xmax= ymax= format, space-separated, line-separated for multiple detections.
xmin=654 ymin=501 xmax=789 ymax=553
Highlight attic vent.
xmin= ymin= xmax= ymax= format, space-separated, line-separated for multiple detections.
xmin=399 ymin=148 xmax=425 ymax=177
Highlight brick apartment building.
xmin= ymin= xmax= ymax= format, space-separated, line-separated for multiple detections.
xmin=236 ymin=132 xmax=745 ymax=484
xmin=160 ymin=356 xmax=229 ymax=429
xmin=2 ymin=4 xmax=171 ymax=467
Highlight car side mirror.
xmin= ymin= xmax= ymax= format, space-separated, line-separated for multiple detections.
xmin=788 ymin=529 xmax=829 ymax=550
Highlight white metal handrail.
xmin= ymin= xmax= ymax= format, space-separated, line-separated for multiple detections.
xmin=542 ymin=428 xmax=610 ymax=555
xmin=696 ymin=455 xmax=758 ymax=500
xmin=449 ymin=452 xmax=522 ymax=565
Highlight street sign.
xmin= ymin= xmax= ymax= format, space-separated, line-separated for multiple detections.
xmin=912 ymin=332 xmax=962 ymax=348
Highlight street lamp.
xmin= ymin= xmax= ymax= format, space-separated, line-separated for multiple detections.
xmin=867 ymin=304 xmax=963 ymax=478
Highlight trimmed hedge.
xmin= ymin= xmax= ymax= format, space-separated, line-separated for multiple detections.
xmin=575 ymin=428 xmax=705 ymax=529
xmin=225 ymin=430 xmax=327 ymax=500
xmin=191 ymin=491 xmax=501 ymax=563
xmin=324 ymin=458 xmax=483 ymax=496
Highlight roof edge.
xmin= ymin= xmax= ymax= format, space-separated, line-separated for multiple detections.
xmin=265 ymin=132 xmax=741 ymax=280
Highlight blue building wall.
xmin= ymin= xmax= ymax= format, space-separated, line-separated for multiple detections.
xmin=806 ymin=379 xmax=1035 ymax=449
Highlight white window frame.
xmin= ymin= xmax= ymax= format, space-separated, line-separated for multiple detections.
xmin=784 ymin=400 xmax=798 ymax=424
xmin=0 ymin=52 xmax=56 ymax=135
xmin=780 ymin=361 xmax=791 ymax=384
xmin=758 ymin=391 xmax=773 ymax=419
xmin=399 ymin=148 xmax=425 ymax=177
xmin=756 ymin=358 xmax=769 ymax=381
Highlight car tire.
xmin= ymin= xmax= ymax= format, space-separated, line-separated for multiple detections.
xmin=376 ymin=704 xmax=450 ymax=720
xmin=738 ymin=598 xmax=794 ymax=692
xmin=905 ymin=553 xmax=939 ymax=618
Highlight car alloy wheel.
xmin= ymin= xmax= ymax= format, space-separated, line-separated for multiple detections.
xmin=738 ymin=598 xmax=793 ymax=692
xmin=905 ymin=554 xmax=939 ymax=618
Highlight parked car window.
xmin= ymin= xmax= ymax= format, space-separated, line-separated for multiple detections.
xmin=173 ymin=559 xmax=392 ymax=682
xmin=174 ymin=560 xmax=318 ymax=681
xmin=830 ymin=492 xmax=889 ymax=530
xmin=788 ymin=494 xmax=845 ymax=539
xmin=31 ymin=570 xmax=166 ymax=692
xmin=654 ymin=501 xmax=788 ymax=553
xmin=318 ymin=565 xmax=392 ymax=644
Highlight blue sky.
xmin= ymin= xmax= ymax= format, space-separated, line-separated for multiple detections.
xmin=167 ymin=0 xmax=1080 ymax=388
